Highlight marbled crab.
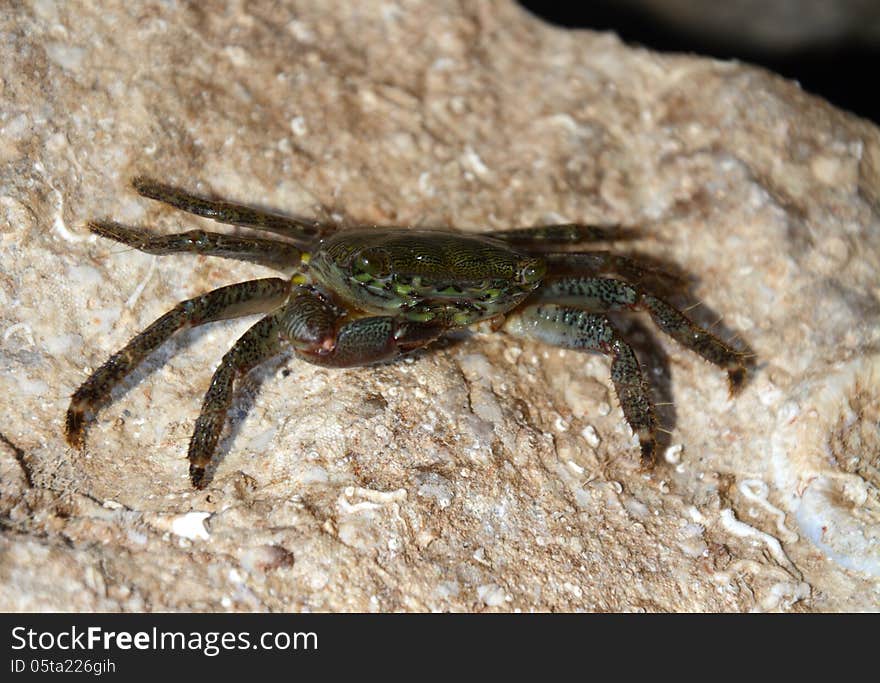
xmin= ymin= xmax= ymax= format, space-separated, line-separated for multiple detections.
xmin=65 ymin=179 xmax=748 ymax=488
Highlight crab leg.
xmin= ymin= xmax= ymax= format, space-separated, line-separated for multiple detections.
xmin=88 ymin=221 xmax=304 ymax=271
xmin=542 ymin=252 xmax=689 ymax=291
xmin=504 ymin=304 xmax=657 ymax=463
xmin=132 ymin=177 xmax=334 ymax=243
xmin=484 ymin=223 xmax=639 ymax=245
xmin=65 ymin=278 xmax=290 ymax=449
xmin=188 ymin=313 xmax=287 ymax=488
xmin=188 ymin=288 xmax=444 ymax=487
xmin=535 ymin=277 xmax=747 ymax=392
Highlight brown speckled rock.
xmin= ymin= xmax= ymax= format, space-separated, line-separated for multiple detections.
xmin=1 ymin=0 xmax=878 ymax=612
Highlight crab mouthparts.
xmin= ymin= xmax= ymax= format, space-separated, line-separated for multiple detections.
xmin=317 ymin=336 xmax=336 ymax=354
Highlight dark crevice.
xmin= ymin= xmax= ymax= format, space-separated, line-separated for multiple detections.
xmin=0 ymin=431 xmax=33 ymax=488
xmin=519 ymin=2 xmax=879 ymax=125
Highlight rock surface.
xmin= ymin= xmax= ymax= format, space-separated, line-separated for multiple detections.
xmin=1 ymin=0 xmax=878 ymax=612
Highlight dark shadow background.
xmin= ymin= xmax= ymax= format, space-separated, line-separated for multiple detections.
xmin=519 ymin=2 xmax=879 ymax=125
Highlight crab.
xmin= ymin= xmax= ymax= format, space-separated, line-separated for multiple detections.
xmin=65 ymin=178 xmax=748 ymax=489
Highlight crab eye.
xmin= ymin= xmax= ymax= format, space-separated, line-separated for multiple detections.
xmin=519 ymin=259 xmax=545 ymax=284
xmin=353 ymin=249 xmax=390 ymax=278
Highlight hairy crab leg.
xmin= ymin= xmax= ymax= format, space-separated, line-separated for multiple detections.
xmin=88 ymin=221 xmax=304 ymax=271
xmin=189 ymin=288 xmax=445 ymax=487
xmin=65 ymin=278 xmax=290 ymax=449
xmin=504 ymin=305 xmax=657 ymax=464
xmin=132 ymin=177 xmax=334 ymax=243
xmin=483 ymin=224 xmax=639 ymax=245
xmin=535 ymin=277 xmax=748 ymax=393
xmin=188 ymin=313 xmax=286 ymax=489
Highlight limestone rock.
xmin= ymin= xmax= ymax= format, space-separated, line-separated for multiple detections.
xmin=1 ymin=0 xmax=878 ymax=611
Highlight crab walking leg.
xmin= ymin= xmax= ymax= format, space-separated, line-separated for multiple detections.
xmin=132 ymin=177 xmax=333 ymax=243
xmin=505 ymin=305 xmax=657 ymax=463
xmin=189 ymin=290 xmax=445 ymax=488
xmin=187 ymin=286 xmax=341 ymax=488
xmin=542 ymin=252 xmax=688 ymax=291
xmin=188 ymin=314 xmax=286 ymax=488
xmin=89 ymin=221 xmax=304 ymax=271
xmin=536 ymin=277 xmax=747 ymax=392
xmin=484 ymin=223 xmax=639 ymax=245
xmin=65 ymin=278 xmax=290 ymax=448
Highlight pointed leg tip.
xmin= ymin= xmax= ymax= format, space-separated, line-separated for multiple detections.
xmin=86 ymin=220 xmax=121 ymax=240
xmin=64 ymin=410 xmax=86 ymax=449
xmin=131 ymin=176 xmax=150 ymax=191
xmin=639 ymin=436 xmax=656 ymax=469
xmin=131 ymin=176 xmax=164 ymax=200
xmin=85 ymin=219 xmax=109 ymax=236
xmin=190 ymin=464 xmax=208 ymax=490
xmin=727 ymin=366 xmax=747 ymax=397
xmin=64 ymin=431 xmax=84 ymax=449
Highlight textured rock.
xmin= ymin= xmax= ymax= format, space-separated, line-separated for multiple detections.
xmin=1 ymin=0 xmax=878 ymax=612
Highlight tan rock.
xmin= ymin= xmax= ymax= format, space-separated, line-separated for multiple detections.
xmin=1 ymin=0 xmax=878 ymax=612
